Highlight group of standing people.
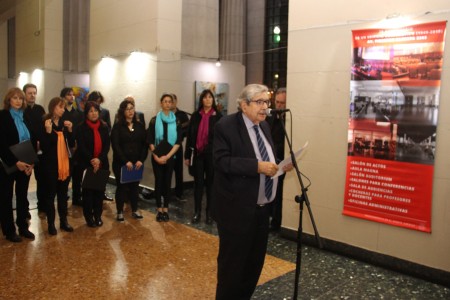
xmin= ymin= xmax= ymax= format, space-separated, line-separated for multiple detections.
xmin=0 ymin=84 xmax=227 ymax=240
xmin=0 ymin=85 xmax=114 ymax=239
xmin=0 ymin=82 xmax=290 ymax=300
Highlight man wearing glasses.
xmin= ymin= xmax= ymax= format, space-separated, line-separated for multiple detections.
xmin=212 ymin=84 xmax=292 ymax=299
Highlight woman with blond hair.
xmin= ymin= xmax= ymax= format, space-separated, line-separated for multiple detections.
xmin=0 ymin=87 xmax=36 ymax=242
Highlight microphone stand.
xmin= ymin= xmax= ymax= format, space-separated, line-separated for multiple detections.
xmin=276 ymin=112 xmax=323 ymax=299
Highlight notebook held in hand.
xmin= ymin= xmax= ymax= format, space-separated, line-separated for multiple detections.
xmin=82 ymin=167 xmax=110 ymax=191
xmin=120 ymin=165 xmax=144 ymax=184
xmin=1 ymin=140 xmax=39 ymax=174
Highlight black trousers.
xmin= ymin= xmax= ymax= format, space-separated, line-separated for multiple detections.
xmin=33 ymin=160 xmax=46 ymax=210
xmin=113 ymin=164 xmax=140 ymax=213
xmin=152 ymin=157 xmax=175 ymax=208
xmin=82 ymin=189 xmax=104 ymax=223
xmin=216 ymin=205 xmax=270 ymax=300
xmin=173 ymin=145 xmax=184 ymax=197
xmin=193 ymin=153 xmax=214 ymax=214
xmin=43 ymin=171 xmax=70 ymax=225
xmin=0 ymin=168 xmax=30 ymax=236
xmin=71 ymin=159 xmax=83 ymax=201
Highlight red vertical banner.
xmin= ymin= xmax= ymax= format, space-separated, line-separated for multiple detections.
xmin=344 ymin=21 xmax=447 ymax=232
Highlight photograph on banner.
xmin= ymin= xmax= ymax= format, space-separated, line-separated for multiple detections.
xmin=343 ymin=21 xmax=446 ymax=233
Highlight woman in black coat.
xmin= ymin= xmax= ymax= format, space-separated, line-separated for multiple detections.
xmin=75 ymin=101 xmax=110 ymax=227
xmin=39 ymin=97 xmax=75 ymax=235
xmin=111 ymin=99 xmax=148 ymax=221
xmin=148 ymin=93 xmax=181 ymax=222
xmin=0 ymin=87 xmax=35 ymax=242
xmin=184 ymin=89 xmax=222 ymax=224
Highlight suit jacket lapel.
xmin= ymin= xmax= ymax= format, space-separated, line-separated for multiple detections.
xmin=236 ymin=112 xmax=257 ymax=158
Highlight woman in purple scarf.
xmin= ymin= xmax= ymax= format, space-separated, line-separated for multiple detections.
xmin=185 ymin=89 xmax=223 ymax=224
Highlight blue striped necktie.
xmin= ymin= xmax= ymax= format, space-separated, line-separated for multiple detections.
xmin=253 ymin=125 xmax=273 ymax=200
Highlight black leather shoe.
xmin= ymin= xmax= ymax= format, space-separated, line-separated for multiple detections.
xmin=60 ymin=222 xmax=74 ymax=232
xmin=95 ymin=218 xmax=103 ymax=227
xmin=19 ymin=229 xmax=35 ymax=240
xmin=103 ymin=194 xmax=113 ymax=201
xmin=163 ymin=212 xmax=169 ymax=222
xmin=48 ymin=224 xmax=57 ymax=235
xmin=156 ymin=211 xmax=163 ymax=222
xmin=192 ymin=213 xmax=201 ymax=224
xmin=6 ymin=233 xmax=22 ymax=243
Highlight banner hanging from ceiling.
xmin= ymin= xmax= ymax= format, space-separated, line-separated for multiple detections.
xmin=343 ymin=21 xmax=447 ymax=232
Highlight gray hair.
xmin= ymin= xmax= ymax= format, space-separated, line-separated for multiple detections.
xmin=236 ymin=84 xmax=269 ymax=111
xmin=275 ymin=87 xmax=286 ymax=95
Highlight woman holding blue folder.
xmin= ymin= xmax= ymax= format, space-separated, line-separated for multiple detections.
xmin=111 ymin=99 xmax=148 ymax=221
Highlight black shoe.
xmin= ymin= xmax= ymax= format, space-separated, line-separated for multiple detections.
xmin=103 ymin=194 xmax=113 ymax=201
xmin=156 ymin=211 xmax=164 ymax=222
xmin=192 ymin=213 xmax=201 ymax=224
xmin=19 ymin=229 xmax=35 ymax=240
xmin=95 ymin=218 xmax=103 ymax=227
xmin=117 ymin=212 xmax=124 ymax=222
xmin=86 ymin=219 xmax=97 ymax=228
xmin=6 ymin=233 xmax=22 ymax=243
xmin=60 ymin=221 xmax=74 ymax=232
xmin=132 ymin=211 xmax=143 ymax=219
xmin=48 ymin=224 xmax=57 ymax=235
xmin=163 ymin=212 xmax=169 ymax=222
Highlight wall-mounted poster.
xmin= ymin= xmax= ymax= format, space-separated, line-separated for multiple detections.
xmin=195 ymin=81 xmax=229 ymax=115
xmin=343 ymin=21 xmax=447 ymax=233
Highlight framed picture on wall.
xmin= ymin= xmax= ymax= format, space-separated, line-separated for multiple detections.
xmin=195 ymin=81 xmax=229 ymax=116
xmin=72 ymin=86 xmax=89 ymax=112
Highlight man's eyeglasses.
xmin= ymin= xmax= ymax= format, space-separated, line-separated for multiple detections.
xmin=249 ymin=99 xmax=271 ymax=106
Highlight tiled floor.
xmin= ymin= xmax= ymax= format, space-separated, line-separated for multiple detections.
xmin=140 ymin=187 xmax=450 ymax=300
xmin=1 ymin=183 xmax=449 ymax=299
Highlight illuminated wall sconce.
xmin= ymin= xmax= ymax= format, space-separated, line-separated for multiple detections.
xmin=216 ymin=58 xmax=221 ymax=67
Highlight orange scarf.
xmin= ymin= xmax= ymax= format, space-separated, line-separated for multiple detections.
xmin=56 ymin=131 xmax=70 ymax=181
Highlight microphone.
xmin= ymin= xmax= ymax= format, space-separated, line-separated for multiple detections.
xmin=265 ymin=108 xmax=290 ymax=116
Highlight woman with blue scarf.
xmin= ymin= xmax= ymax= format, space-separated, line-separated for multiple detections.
xmin=0 ymin=87 xmax=36 ymax=242
xmin=148 ymin=93 xmax=180 ymax=222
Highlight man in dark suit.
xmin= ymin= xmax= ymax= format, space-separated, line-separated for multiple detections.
xmin=23 ymin=83 xmax=46 ymax=214
xmin=212 ymin=84 xmax=292 ymax=299
xmin=267 ymin=87 xmax=287 ymax=231
xmin=61 ymin=87 xmax=84 ymax=206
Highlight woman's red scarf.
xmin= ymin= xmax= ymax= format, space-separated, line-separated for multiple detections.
xmin=86 ymin=120 xmax=102 ymax=158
